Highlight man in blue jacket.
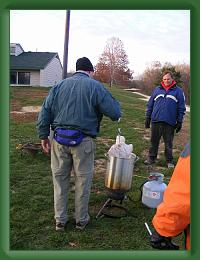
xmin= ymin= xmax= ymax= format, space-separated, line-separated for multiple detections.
xmin=37 ymin=57 xmax=121 ymax=231
xmin=144 ymin=71 xmax=186 ymax=168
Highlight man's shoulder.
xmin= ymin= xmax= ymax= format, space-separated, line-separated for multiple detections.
xmin=90 ymin=77 xmax=103 ymax=85
xmin=173 ymin=85 xmax=185 ymax=94
xmin=173 ymin=84 xmax=183 ymax=90
xmin=153 ymin=85 xmax=162 ymax=89
xmin=152 ymin=85 xmax=163 ymax=92
xmin=90 ymin=78 xmax=107 ymax=91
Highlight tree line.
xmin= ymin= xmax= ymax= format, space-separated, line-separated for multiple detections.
xmin=92 ymin=37 xmax=190 ymax=105
xmin=132 ymin=61 xmax=190 ymax=104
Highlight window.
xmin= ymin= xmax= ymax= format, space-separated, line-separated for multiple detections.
xmin=18 ymin=72 xmax=30 ymax=84
xmin=10 ymin=71 xmax=17 ymax=84
xmin=10 ymin=71 xmax=30 ymax=85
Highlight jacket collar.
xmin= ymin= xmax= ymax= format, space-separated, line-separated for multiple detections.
xmin=160 ymin=80 xmax=177 ymax=91
xmin=73 ymin=71 xmax=90 ymax=77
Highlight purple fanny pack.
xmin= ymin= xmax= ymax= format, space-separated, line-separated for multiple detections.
xmin=54 ymin=128 xmax=85 ymax=146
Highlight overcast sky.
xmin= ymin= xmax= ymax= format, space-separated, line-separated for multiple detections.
xmin=10 ymin=10 xmax=190 ymax=77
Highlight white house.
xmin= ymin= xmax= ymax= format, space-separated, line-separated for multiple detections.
xmin=10 ymin=43 xmax=63 ymax=87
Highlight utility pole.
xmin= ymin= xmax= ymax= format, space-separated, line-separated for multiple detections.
xmin=63 ymin=10 xmax=70 ymax=79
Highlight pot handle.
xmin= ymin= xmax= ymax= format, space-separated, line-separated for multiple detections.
xmin=134 ymin=156 xmax=139 ymax=163
xmin=104 ymin=153 xmax=110 ymax=161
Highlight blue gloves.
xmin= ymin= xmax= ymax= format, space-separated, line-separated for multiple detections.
xmin=145 ymin=118 xmax=151 ymax=128
xmin=175 ymin=122 xmax=182 ymax=133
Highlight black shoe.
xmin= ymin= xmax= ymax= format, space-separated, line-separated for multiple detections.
xmin=144 ymin=159 xmax=155 ymax=165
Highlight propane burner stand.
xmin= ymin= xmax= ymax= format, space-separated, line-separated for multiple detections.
xmin=96 ymin=189 xmax=128 ymax=219
xmin=95 ymin=198 xmax=128 ymax=219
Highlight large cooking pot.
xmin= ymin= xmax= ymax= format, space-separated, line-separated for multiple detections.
xmin=105 ymin=153 xmax=139 ymax=191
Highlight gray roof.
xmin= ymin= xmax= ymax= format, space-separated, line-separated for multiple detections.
xmin=10 ymin=52 xmax=61 ymax=70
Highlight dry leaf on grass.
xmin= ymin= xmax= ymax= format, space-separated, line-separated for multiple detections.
xmin=68 ymin=242 xmax=78 ymax=247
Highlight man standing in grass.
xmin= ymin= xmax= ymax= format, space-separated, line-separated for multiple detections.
xmin=37 ymin=57 xmax=121 ymax=231
xmin=144 ymin=70 xmax=186 ymax=168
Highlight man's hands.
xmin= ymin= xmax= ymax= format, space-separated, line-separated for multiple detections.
xmin=145 ymin=117 xmax=151 ymax=128
xmin=41 ymin=139 xmax=51 ymax=154
xmin=150 ymin=230 xmax=179 ymax=250
xmin=175 ymin=122 xmax=182 ymax=133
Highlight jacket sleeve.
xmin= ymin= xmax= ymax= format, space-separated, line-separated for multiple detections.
xmin=145 ymin=89 xmax=156 ymax=118
xmin=37 ymin=87 xmax=56 ymax=139
xmin=177 ymin=88 xmax=186 ymax=123
xmin=152 ymin=151 xmax=190 ymax=238
xmin=96 ymin=85 xmax=121 ymax=121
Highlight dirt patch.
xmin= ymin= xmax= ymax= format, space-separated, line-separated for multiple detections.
xmin=11 ymin=100 xmax=22 ymax=111
xmin=10 ymin=112 xmax=39 ymax=123
xmin=12 ymin=90 xmax=48 ymax=99
xmin=10 ymin=104 xmax=42 ymax=123
xmin=94 ymin=159 xmax=107 ymax=175
xmin=10 ymin=87 xmax=48 ymax=114
xmin=96 ymin=137 xmax=115 ymax=147
xmin=143 ymin=135 xmax=150 ymax=141
xmin=21 ymin=106 xmax=41 ymax=112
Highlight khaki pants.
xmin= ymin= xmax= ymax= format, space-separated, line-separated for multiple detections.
xmin=51 ymin=137 xmax=95 ymax=225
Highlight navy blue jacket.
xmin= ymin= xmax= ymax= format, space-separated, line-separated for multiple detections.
xmin=146 ymin=85 xmax=186 ymax=126
xmin=37 ymin=72 xmax=121 ymax=139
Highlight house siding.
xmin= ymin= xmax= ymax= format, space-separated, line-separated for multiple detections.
xmin=40 ymin=57 xmax=63 ymax=87
xmin=10 ymin=43 xmax=24 ymax=56
xmin=30 ymin=71 xmax=40 ymax=86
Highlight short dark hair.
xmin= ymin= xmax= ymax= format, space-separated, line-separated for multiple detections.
xmin=162 ymin=70 xmax=173 ymax=78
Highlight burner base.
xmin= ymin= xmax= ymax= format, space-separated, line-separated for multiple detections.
xmin=95 ymin=197 xmax=128 ymax=219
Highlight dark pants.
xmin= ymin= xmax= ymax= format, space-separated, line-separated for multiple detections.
xmin=149 ymin=122 xmax=175 ymax=163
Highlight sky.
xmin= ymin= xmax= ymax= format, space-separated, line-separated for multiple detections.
xmin=10 ymin=10 xmax=190 ymax=77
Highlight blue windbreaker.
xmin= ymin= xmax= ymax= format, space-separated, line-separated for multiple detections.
xmin=37 ymin=72 xmax=121 ymax=139
xmin=146 ymin=85 xmax=186 ymax=126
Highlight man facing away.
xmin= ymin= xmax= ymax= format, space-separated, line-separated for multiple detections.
xmin=37 ymin=57 xmax=121 ymax=231
xmin=144 ymin=70 xmax=186 ymax=168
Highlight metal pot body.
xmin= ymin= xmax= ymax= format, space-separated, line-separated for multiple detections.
xmin=105 ymin=153 xmax=138 ymax=191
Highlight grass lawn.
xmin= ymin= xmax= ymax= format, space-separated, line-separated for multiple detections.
xmin=10 ymin=86 xmax=190 ymax=250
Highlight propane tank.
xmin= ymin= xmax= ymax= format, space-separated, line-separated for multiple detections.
xmin=142 ymin=173 xmax=167 ymax=208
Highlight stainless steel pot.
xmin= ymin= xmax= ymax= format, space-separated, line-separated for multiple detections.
xmin=105 ymin=153 xmax=139 ymax=191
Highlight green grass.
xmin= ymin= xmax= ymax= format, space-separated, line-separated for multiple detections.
xmin=10 ymin=86 xmax=189 ymax=250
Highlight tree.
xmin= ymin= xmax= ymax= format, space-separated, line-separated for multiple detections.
xmin=94 ymin=37 xmax=133 ymax=87
xmin=140 ymin=62 xmax=190 ymax=104
xmin=154 ymin=63 xmax=182 ymax=86
xmin=140 ymin=61 xmax=162 ymax=94
xmin=175 ymin=63 xmax=190 ymax=104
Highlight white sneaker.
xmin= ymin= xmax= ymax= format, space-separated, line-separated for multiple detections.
xmin=75 ymin=221 xmax=89 ymax=230
xmin=167 ymin=163 xmax=174 ymax=169
xmin=56 ymin=222 xmax=65 ymax=231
